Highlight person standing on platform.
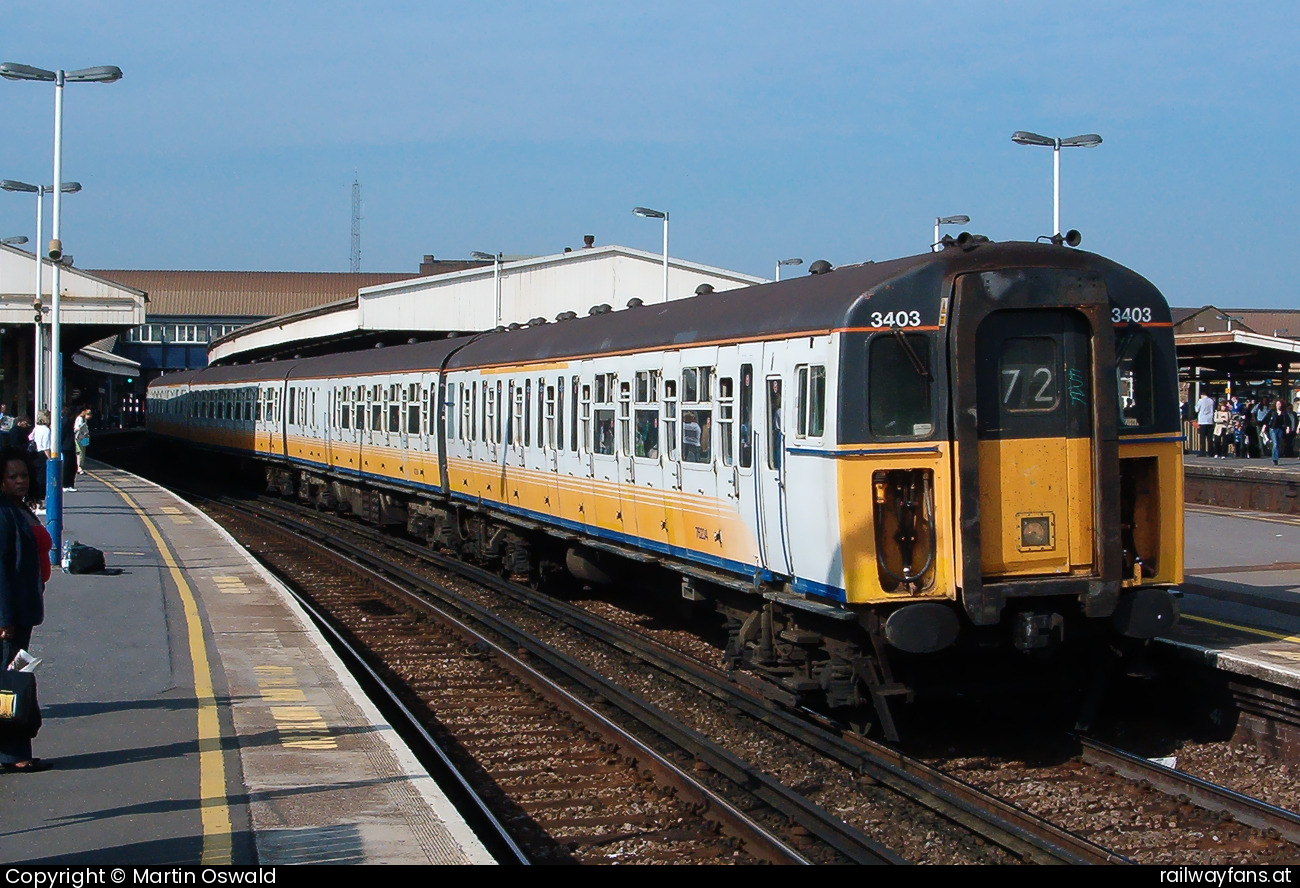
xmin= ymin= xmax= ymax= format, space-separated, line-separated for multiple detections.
xmin=0 ymin=448 xmax=50 ymax=772
xmin=1212 ymin=399 xmax=1232 ymax=458
xmin=73 ymin=409 xmax=91 ymax=475
xmin=58 ymin=406 xmax=77 ymax=492
xmin=1264 ymin=399 xmax=1294 ymax=466
xmin=27 ymin=412 xmax=50 ymax=515
xmin=1195 ymin=391 xmax=1216 ymax=456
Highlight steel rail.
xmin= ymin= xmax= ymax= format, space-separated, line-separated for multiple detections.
xmin=217 ymin=496 xmax=894 ymax=864
xmin=276 ymin=575 xmax=530 ymax=865
xmin=1079 ymin=737 xmax=1300 ymax=845
xmin=257 ymin=495 xmax=1125 ymax=864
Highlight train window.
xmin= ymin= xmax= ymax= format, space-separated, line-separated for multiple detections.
xmin=471 ymin=381 xmax=478 ymax=441
xmin=496 ymin=381 xmax=503 ymax=443
xmin=635 ymin=370 xmax=660 ymax=404
xmin=999 ymin=338 xmax=1059 ymax=413
xmin=369 ymin=385 xmax=381 ymax=432
xmin=1116 ymin=328 xmax=1155 ymax=428
xmin=618 ymin=382 xmax=632 ymax=455
xmin=719 ymin=377 xmax=734 ymax=466
xmin=570 ymin=377 xmax=579 ymax=453
xmin=388 ymin=385 xmax=400 ymax=432
xmin=681 ymin=367 xmax=711 ymax=464
xmin=556 ymin=378 xmax=565 ymax=451
xmin=340 ymin=388 xmax=350 ymax=430
xmin=288 ymin=387 xmax=296 ymax=425
xmin=869 ymin=334 xmax=934 ymax=438
xmin=664 ymin=379 xmax=679 ymax=461
xmin=408 ymin=383 xmax=421 ymax=435
xmin=794 ymin=365 xmax=827 ymax=438
xmin=739 ymin=364 xmax=754 ymax=468
xmin=767 ymin=378 xmax=783 ymax=469
xmin=512 ymin=379 xmax=522 ymax=447
xmin=485 ymin=383 xmax=496 ymax=444
xmin=546 ymin=384 xmax=557 ymax=449
xmin=594 ymin=372 xmax=615 ymax=405
xmin=594 ymin=407 xmax=615 ymax=455
xmin=580 ymin=384 xmax=592 ymax=451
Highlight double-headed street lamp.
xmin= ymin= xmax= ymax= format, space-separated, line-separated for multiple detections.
xmin=933 ymin=214 xmax=969 ymax=251
xmin=3 ymin=179 xmax=82 ymax=418
xmin=470 ymin=251 xmax=503 ymax=327
xmin=2 ymin=60 xmax=122 ymax=563
xmin=633 ymin=207 xmax=669 ymax=303
xmin=775 ymin=257 xmax=802 ymax=281
xmin=1011 ymin=131 xmax=1102 ymax=237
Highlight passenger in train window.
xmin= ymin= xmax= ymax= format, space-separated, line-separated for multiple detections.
xmin=595 ymin=411 xmax=615 ymax=455
xmin=739 ymin=366 xmax=753 ymax=468
xmin=635 ymin=410 xmax=659 ymax=459
xmin=682 ymin=411 xmax=702 ymax=462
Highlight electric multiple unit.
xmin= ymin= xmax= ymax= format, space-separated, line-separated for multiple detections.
xmin=148 ymin=240 xmax=1182 ymax=736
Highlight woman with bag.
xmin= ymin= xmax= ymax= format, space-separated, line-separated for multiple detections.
xmin=73 ymin=408 xmax=91 ymax=475
xmin=0 ymin=448 xmax=51 ymax=771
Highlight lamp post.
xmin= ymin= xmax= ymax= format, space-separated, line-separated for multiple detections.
xmin=933 ymin=214 xmax=969 ymax=251
xmin=1011 ymin=131 xmax=1102 ymax=236
xmin=3 ymin=179 xmax=81 ymax=418
xmin=2 ymin=61 xmax=122 ymax=564
xmin=633 ymin=207 xmax=669 ymax=303
xmin=470 ymin=251 xmax=502 ymax=327
xmin=775 ymin=257 xmax=802 ymax=281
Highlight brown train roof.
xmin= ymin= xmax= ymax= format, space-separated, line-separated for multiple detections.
xmin=82 ymin=269 xmax=423 ymax=319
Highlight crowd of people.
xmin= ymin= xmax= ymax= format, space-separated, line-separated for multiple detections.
xmin=0 ymin=402 xmax=94 ymax=513
xmin=1185 ymin=392 xmax=1296 ymax=465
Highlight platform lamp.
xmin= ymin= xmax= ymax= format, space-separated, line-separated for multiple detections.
xmin=775 ymin=257 xmax=802 ymax=281
xmin=1011 ymin=131 xmax=1102 ymax=237
xmin=470 ymin=251 xmax=502 ymax=328
xmin=1 ymin=61 xmax=123 ymax=564
xmin=933 ymin=215 xmax=969 ymax=251
xmin=2 ymin=179 xmax=81 ymax=420
xmin=633 ymin=207 xmax=669 ymax=303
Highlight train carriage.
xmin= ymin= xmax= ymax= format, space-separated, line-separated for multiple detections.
xmin=148 ymin=238 xmax=1182 ymax=736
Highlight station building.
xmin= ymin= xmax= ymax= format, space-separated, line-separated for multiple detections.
xmin=206 ymin=243 xmax=765 ymax=366
xmin=0 ymin=242 xmax=146 ymax=423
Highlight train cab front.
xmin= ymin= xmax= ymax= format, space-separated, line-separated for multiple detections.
xmin=944 ymin=254 xmax=1182 ymax=655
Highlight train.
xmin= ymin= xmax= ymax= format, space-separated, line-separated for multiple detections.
xmin=147 ymin=236 xmax=1183 ymax=738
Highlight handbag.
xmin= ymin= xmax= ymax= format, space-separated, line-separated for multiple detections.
xmin=0 ymin=669 xmax=41 ymax=738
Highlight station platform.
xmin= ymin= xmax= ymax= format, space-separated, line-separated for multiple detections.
xmin=0 ymin=463 xmax=495 ymax=865
xmin=1158 ymin=501 xmax=1300 ymax=691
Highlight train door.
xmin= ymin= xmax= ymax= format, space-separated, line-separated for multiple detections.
xmin=630 ymin=365 xmax=668 ymax=550
xmin=588 ymin=366 xmax=624 ymax=536
xmin=676 ymin=349 xmax=720 ymax=558
xmin=974 ymin=309 xmax=1094 ymax=578
xmin=756 ymin=349 xmax=792 ymax=576
xmin=727 ymin=349 xmax=762 ymax=575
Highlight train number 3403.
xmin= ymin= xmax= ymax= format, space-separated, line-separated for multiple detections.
xmin=870 ymin=310 xmax=923 ymax=327
xmin=1112 ymin=307 xmax=1153 ymax=323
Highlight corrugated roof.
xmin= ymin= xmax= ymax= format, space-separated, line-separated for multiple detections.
xmin=82 ymin=270 xmax=423 ymax=318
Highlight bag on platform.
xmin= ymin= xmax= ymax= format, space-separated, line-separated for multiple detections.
xmin=64 ymin=541 xmax=105 ymax=574
xmin=0 ymin=670 xmax=41 ymax=738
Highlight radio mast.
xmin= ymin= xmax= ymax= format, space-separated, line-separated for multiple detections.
xmin=350 ymin=176 xmax=362 ymax=272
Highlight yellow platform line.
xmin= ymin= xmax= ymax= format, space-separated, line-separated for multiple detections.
xmin=92 ymin=472 xmax=233 ymax=864
xmin=1180 ymin=612 xmax=1300 ymax=644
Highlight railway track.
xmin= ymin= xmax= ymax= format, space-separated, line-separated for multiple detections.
xmin=208 ymin=495 xmax=899 ymax=864
xmin=205 ymin=490 xmax=1132 ymax=864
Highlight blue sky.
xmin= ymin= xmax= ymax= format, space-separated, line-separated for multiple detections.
xmin=0 ymin=1 xmax=1296 ymax=307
